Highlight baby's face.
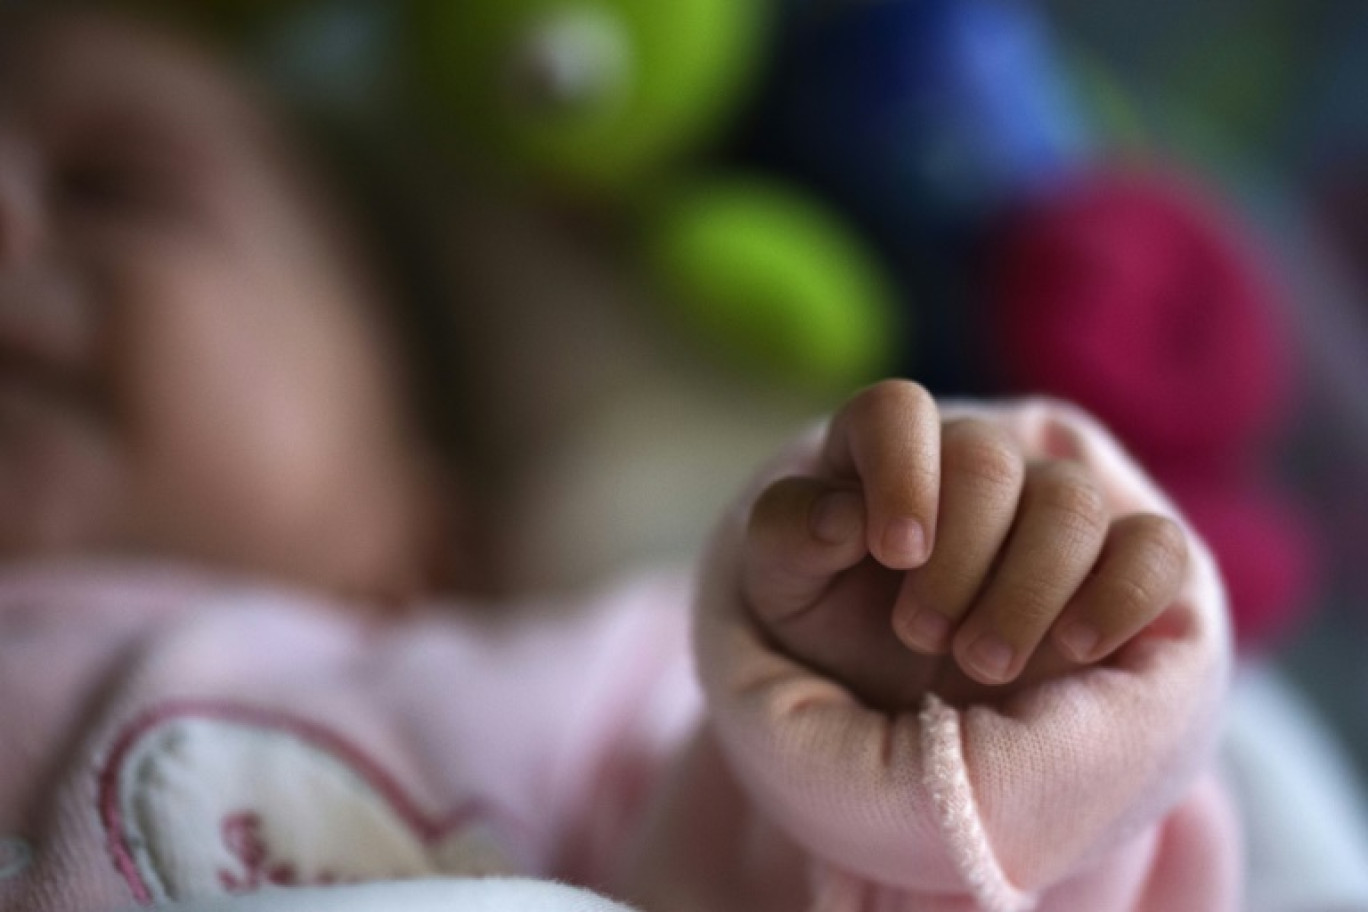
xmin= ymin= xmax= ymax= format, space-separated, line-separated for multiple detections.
xmin=0 ymin=11 xmax=443 ymax=598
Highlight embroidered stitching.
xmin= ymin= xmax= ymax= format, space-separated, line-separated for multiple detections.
xmin=96 ymin=700 xmax=524 ymax=904
xmin=217 ymin=811 xmax=368 ymax=890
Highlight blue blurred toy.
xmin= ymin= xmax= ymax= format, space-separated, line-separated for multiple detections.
xmin=749 ymin=0 xmax=1092 ymax=238
xmin=739 ymin=0 xmax=1094 ymax=390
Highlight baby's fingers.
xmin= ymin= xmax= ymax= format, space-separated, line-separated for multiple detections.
xmin=742 ymin=476 xmax=869 ymax=625
xmin=1051 ymin=514 xmax=1189 ymax=663
xmin=893 ymin=418 xmax=1025 ymax=654
xmin=822 ymin=380 xmax=941 ymax=569
xmin=951 ymin=462 xmax=1109 ymax=685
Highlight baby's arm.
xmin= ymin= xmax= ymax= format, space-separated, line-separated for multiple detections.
xmin=623 ymin=382 xmax=1238 ymax=911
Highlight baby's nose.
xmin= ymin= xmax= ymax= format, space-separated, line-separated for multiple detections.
xmin=0 ymin=133 xmax=44 ymax=269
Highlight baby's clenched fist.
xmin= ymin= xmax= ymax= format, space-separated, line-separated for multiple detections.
xmin=741 ymin=380 xmax=1189 ymax=706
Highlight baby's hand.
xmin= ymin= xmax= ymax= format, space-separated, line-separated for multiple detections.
xmin=742 ymin=381 xmax=1189 ymax=707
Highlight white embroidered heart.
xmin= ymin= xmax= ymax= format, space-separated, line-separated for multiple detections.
xmin=99 ymin=702 xmax=520 ymax=904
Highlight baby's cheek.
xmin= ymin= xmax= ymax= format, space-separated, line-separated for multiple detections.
xmin=105 ymin=249 xmax=429 ymax=597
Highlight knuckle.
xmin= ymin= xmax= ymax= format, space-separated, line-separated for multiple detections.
xmin=1106 ymin=572 xmax=1159 ymax=620
xmin=944 ymin=421 xmax=1022 ymax=490
xmin=1032 ymin=463 xmax=1107 ymax=538
xmin=993 ymin=578 xmax=1061 ymax=630
xmin=1092 ymin=516 xmax=1190 ymax=622
xmin=1132 ymin=514 xmax=1189 ymax=571
xmin=1124 ymin=513 xmax=1190 ymax=587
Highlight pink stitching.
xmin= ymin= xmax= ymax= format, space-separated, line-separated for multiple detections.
xmin=217 ymin=811 xmax=363 ymax=891
xmin=97 ymin=699 xmax=523 ymax=904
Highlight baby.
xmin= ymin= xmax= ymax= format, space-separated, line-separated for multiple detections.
xmin=0 ymin=8 xmax=1237 ymax=912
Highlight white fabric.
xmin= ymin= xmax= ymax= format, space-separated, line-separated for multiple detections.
xmin=1223 ymin=664 xmax=1368 ymax=912
xmin=124 ymin=878 xmax=639 ymax=912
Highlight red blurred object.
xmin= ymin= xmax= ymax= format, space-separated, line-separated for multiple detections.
xmin=986 ymin=168 xmax=1317 ymax=651
xmin=988 ymin=169 xmax=1289 ymax=464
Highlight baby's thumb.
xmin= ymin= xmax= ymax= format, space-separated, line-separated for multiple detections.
xmin=742 ymin=476 xmax=868 ymax=627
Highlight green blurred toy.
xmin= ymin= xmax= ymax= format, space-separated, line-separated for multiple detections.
xmin=409 ymin=0 xmax=899 ymax=393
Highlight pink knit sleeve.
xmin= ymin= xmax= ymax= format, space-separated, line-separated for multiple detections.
xmin=689 ymin=399 xmax=1238 ymax=912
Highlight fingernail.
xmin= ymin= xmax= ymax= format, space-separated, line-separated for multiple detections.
xmin=897 ymin=608 xmax=952 ymax=653
xmin=882 ymin=518 xmax=927 ymax=567
xmin=965 ymin=635 xmax=1015 ymax=683
xmin=810 ymin=490 xmax=861 ymax=544
xmin=1057 ymin=623 xmax=1100 ymax=662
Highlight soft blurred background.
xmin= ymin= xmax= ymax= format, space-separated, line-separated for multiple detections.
xmin=109 ymin=0 xmax=1368 ymax=878
xmin=1039 ymin=0 xmax=1368 ymax=791
xmin=1042 ymin=0 xmax=1368 ymax=821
